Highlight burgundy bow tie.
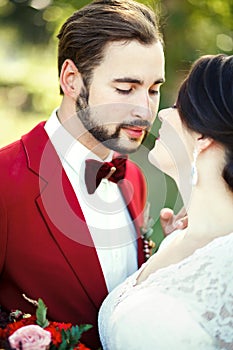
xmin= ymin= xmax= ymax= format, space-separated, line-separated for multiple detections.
xmin=85 ymin=155 xmax=127 ymax=194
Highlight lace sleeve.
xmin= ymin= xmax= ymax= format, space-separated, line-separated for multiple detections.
xmin=141 ymin=232 xmax=233 ymax=348
xmin=98 ymin=261 xmax=150 ymax=349
xmin=99 ymin=232 xmax=233 ymax=349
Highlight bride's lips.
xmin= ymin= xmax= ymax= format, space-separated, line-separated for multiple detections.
xmin=156 ymin=130 xmax=161 ymax=141
xmin=121 ymin=126 xmax=146 ymax=138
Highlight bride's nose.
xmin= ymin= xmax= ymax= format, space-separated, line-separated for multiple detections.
xmin=158 ymin=107 xmax=171 ymax=122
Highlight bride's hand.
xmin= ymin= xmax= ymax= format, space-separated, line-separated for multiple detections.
xmin=160 ymin=207 xmax=188 ymax=237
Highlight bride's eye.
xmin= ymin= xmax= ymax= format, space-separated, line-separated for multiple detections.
xmin=172 ymin=104 xmax=177 ymax=109
xmin=149 ymin=89 xmax=159 ymax=96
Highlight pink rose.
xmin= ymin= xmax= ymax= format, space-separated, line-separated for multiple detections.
xmin=8 ymin=324 xmax=51 ymax=350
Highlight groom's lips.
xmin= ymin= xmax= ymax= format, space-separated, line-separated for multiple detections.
xmin=121 ymin=126 xmax=146 ymax=138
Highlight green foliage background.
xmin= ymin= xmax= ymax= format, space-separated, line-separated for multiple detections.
xmin=0 ymin=0 xmax=232 ymax=246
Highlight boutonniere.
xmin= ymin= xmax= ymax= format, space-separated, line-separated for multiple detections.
xmin=140 ymin=202 xmax=156 ymax=260
xmin=0 ymin=294 xmax=92 ymax=350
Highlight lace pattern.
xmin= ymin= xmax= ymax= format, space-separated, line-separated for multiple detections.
xmin=98 ymin=232 xmax=233 ymax=349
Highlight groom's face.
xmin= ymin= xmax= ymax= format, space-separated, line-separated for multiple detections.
xmin=76 ymin=39 xmax=165 ymax=154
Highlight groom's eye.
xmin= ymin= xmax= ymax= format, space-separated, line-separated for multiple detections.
xmin=116 ymin=88 xmax=133 ymax=95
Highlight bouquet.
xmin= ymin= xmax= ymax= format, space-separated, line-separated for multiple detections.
xmin=0 ymin=295 xmax=92 ymax=350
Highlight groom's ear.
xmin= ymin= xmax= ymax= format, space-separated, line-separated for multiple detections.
xmin=59 ymin=59 xmax=83 ymax=99
xmin=195 ymin=134 xmax=214 ymax=153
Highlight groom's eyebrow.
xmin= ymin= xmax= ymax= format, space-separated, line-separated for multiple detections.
xmin=113 ymin=77 xmax=165 ymax=84
xmin=113 ymin=77 xmax=143 ymax=84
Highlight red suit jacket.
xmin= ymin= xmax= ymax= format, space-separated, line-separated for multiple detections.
xmin=0 ymin=122 xmax=147 ymax=349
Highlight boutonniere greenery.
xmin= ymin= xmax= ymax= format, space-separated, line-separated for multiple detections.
xmin=140 ymin=202 xmax=156 ymax=260
xmin=0 ymin=295 xmax=92 ymax=350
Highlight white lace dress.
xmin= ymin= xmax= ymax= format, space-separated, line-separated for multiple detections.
xmin=98 ymin=231 xmax=233 ymax=350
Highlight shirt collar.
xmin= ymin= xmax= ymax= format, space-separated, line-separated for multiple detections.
xmin=44 ymin=108 xmax=114 ymax=174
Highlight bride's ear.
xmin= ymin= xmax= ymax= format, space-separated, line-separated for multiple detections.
xmin=195 ymin=134 xmax=214 ymax=153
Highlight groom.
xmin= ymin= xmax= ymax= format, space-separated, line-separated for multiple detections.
xmin=0 ymin=1 xmax=179 ymax=349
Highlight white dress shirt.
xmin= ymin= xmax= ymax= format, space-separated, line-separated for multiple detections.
xmin=44 ymin=109 xmax=138 ymax=292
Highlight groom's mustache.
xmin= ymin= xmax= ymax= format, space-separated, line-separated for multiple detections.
xmin=121 ymin=119 xmax=152 ymax=130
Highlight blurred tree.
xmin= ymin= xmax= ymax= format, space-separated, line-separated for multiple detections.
xmin=1 ymin=0 xmax=232 ymax=115
xmin=161 ymin=0 xmax=233 ymax=105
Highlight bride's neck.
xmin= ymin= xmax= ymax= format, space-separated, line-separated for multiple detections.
xmin=181 ymin=180 xmax=233 ymax=242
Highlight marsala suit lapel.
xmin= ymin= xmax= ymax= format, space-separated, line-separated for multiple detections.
xmin=22 ymin=123 xmax=145 ymax=308
xmin=22 ymin=122 xmax=108 ymax=310
xmin=118 ymin=180 xmax=145 ymax=267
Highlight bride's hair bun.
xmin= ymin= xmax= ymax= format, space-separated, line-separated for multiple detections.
xmin=176 ymin=54 xmax=233 ymax=191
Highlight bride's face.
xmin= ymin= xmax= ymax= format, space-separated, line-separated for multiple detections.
xmin=149 ymin=106 xmax=194 ymax=184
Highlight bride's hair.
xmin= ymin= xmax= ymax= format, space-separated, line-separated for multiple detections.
xmin=176 ymin=54 xmax=233 ymax=192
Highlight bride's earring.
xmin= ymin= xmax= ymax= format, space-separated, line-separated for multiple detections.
xmin=191 ymin=148 xmax=198 ymax=186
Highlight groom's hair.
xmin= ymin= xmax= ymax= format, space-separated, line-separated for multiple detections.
xmin=57 ymin=0 xmax=163 ymax=94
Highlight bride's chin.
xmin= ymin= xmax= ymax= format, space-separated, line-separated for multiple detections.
xmin=148 ymin=149 xmax=157 ymax=166
xmin=148 ymin=149 xmax=178 ymax=180
xmin=148 ymin=140 xmax=166 ymax=167
xmin=148 ymin=148 xmax=165 ymax=172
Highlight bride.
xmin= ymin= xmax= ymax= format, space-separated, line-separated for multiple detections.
xmin=98 ymin=54 xmax=233 ymax=349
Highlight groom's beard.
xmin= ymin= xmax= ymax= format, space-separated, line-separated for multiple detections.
xmin=75 ymin=88 xmax=149 ymax=154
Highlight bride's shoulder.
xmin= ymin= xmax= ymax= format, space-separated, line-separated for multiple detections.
xmin=159 ymin=229 xmax=233 ymax=257
xmin=158 ymin=229 xmax=184 ymax=251
xmin=200 ymin=230 xmax=233 ymax=258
